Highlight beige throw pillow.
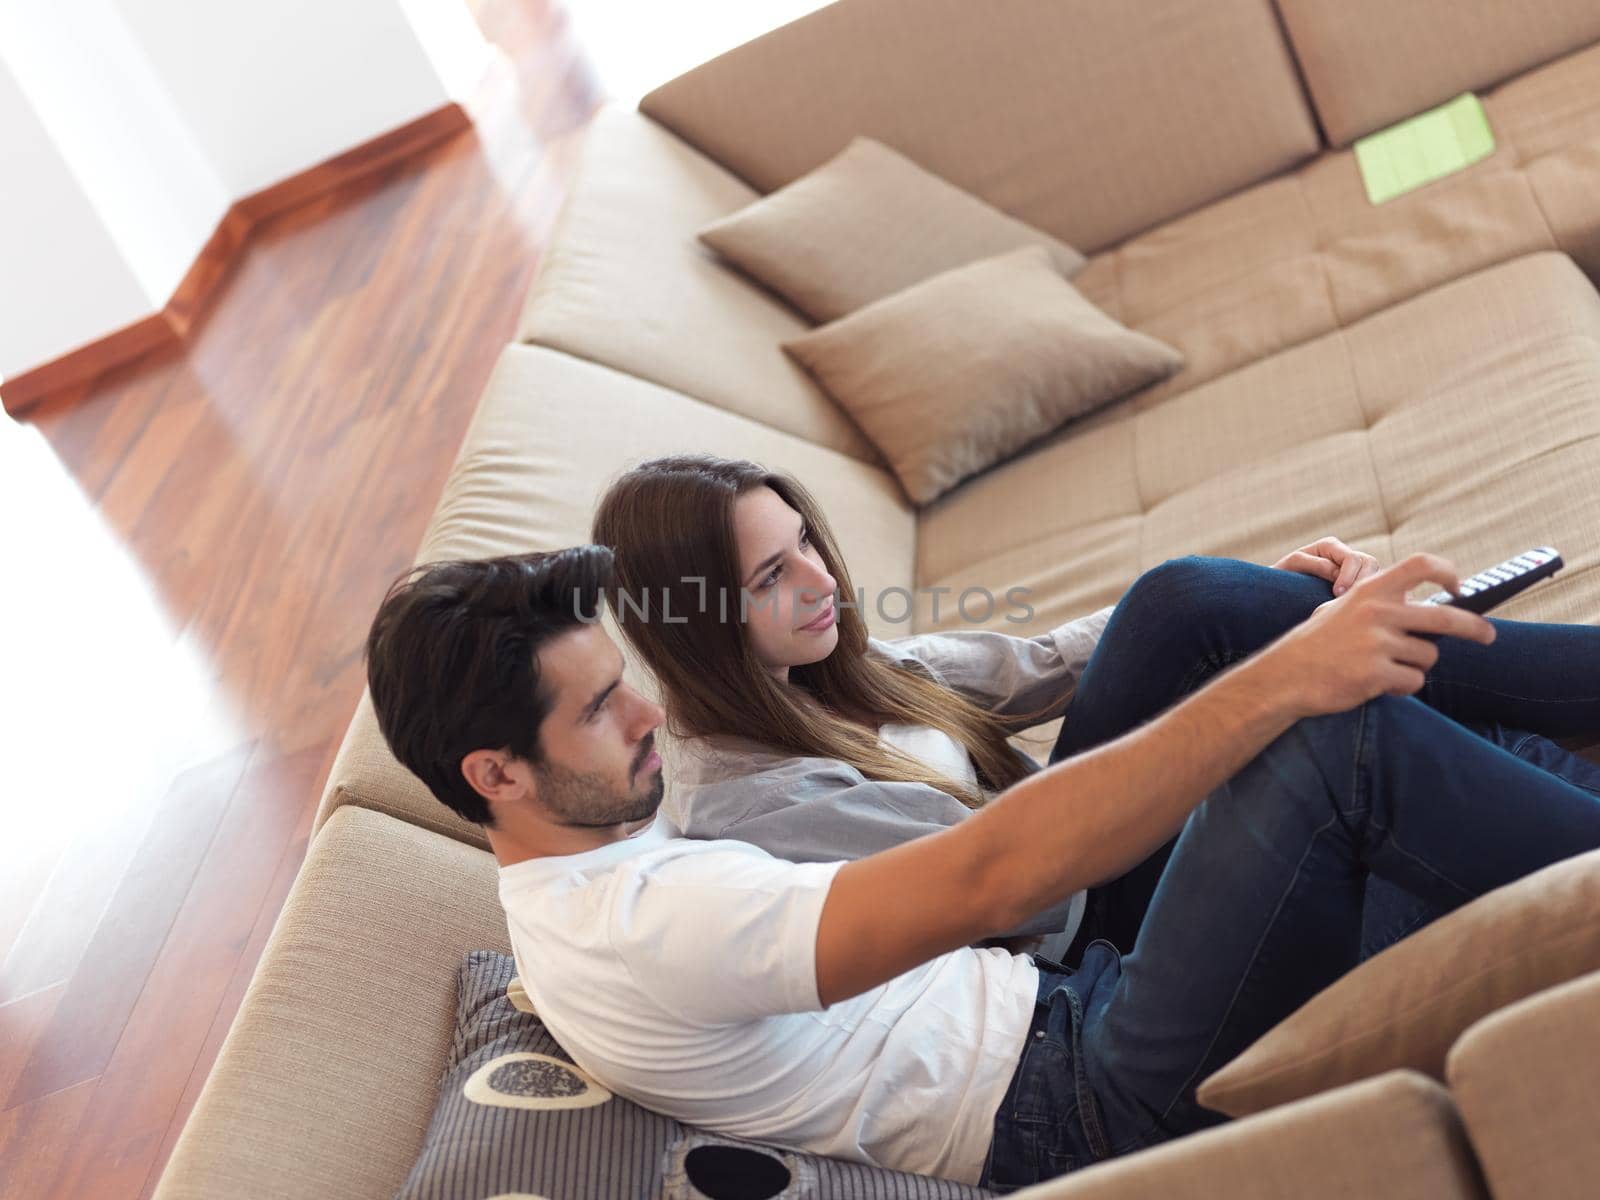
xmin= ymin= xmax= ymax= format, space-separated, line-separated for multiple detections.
xmin=1198 ymin=847 xmax=1600 ymax=1118
xmin=782 ymin=247 xmax=1183 ymax=505
xmin=699 ymin=137 xmax=1085 ymax=323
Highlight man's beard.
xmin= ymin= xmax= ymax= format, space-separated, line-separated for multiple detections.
xmin=534 ymin=747 xmax=664 ymax=829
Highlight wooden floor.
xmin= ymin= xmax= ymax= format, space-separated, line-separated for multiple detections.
xmin=0 ymin=3 xmax=607 ymax=1196
xmin=1 ymin=1 xmax=843 ymax=1191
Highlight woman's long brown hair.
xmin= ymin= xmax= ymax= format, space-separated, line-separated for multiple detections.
xmin=592 ymin=456 xmax=1031 ymax=807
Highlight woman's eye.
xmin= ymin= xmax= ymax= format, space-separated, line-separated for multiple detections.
xmin=799 ymin=527 xmax=811 ymax=548
xmin=761 ymin=565 xmax=783 ymax=589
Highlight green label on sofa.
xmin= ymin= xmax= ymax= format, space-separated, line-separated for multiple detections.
xmin=1354 ymin=93 xmax=1496 ymax=205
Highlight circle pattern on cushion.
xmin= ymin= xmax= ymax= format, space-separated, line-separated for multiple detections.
xmin=684 ymin=1144 xmax=794 ymax=1200
xmin=464 ymin=1052 xmax=612 ymax=1111
xmin=506 ymin=976 xmax=536 ymax=1014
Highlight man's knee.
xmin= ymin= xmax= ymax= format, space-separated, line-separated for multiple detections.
xmin=1270 ymin=697 xmax=1406 ymax=804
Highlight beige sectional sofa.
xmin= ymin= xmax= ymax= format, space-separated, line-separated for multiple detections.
xmin=154 ymin=2 xmax=1600 ymax=1197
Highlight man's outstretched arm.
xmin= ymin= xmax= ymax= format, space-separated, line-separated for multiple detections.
xmin=814 ymin=553 xmax=1495 ymax=1007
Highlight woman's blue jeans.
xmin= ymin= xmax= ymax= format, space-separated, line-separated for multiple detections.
xmin=1057 ymin=555 xmax=1600 ymax=961
xmin=981 ymin=556 xmax=1600 ymax=1191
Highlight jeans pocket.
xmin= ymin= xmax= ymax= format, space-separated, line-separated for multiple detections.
xmin=1069 ymin=942 xmax=1121 ymax=1161
xmin=991 ymin=1036 xmax=1096 ymax=1189
xmin=987 ymin=951 xmax=1134 ymax=1190
xmin=985 ymin=984 xmax=1094 ymax=1190
xmin=1009 ymin=1032 xmax=1081 ymax=1127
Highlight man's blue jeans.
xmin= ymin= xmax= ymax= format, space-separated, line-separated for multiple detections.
xmin=981 ymin=557 xmax=1600 ymax=1190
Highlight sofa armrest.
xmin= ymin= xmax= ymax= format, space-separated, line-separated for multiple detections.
xmin=1009 ymin=1071 xmax=1487 ymax=1200
xmin=152 ymin=807 xmax=507 ymax=1200
xmin=1447 ymin=967 xmax=1600 ymax=1200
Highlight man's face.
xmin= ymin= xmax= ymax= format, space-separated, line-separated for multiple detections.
xmin=528 ymin=624 xmax=666 ymax=827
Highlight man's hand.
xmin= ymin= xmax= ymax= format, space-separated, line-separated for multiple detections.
xmin=1272 ymin=536 xmax=1381 ymax=596
xmin=1254 ymin=552 xmax=1495 ymax=719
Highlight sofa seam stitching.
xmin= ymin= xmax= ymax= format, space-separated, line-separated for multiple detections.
xmin=1517 ymin=158 xmax=1564 ymax=254
xmin=1338 ymin=330 xmax=1399 ymax=544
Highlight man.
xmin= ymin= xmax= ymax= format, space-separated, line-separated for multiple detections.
xmin=364 ymin=545 xmax=1600 ymax=1191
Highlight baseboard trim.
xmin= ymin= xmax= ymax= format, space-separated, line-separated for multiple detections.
xmin=2 ymin=101 xmax=471 ymax=416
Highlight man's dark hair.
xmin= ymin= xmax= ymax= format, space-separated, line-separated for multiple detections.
xmin=364 ymin=546 xmax=613 ymax=826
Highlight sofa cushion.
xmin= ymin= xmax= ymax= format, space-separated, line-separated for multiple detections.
xmin=1196 ymin=848 xmax=1600 ymax=1118
xmin=1276 ymin=0 xmax=1600 ymax=146
xmin=151 ymin=808 xmax=507 ymax=1200
xmin=1006 ymin=1072 xmax=1486 ymax=1200
xmin=913 ymin=253 xmax=1600 ymax=642
xmin=574 ymin=46 xmax=1600 ymax=434
xmin=551 ymin=46 xmax=1600 ymax=436
xmin=784 ymin=248 xmax=1183 ymax=505
xmin=1445 ymin=968 xmax=1600 ymax=1200
xmin=640 ymin=0 xmax=1320 ymax=255
xmin=700 ymin=137 xmax=1084 ymax=323
xmin=314 ymin=344 xmax=917 ymax=849
xmin=1073 ymin=41 xmax=1600 ymax=412
xmin=516 ymin=105 xmax=878 ymax=462
xmin=399 ymin=950 xmax=993 ymax=1199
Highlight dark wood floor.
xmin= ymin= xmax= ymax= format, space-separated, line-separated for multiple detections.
xmin=0 ymin=3 xmax=608 ymax=1195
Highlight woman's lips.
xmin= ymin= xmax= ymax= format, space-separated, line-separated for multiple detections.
xmin=798 ymin=601 xmax=836 ymax=633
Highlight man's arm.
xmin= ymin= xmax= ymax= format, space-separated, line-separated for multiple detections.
xmin=815 ymin=651 xmax=1297 ymax=1004
xmin=814 ymin=553 xmax=1496 ymax=1007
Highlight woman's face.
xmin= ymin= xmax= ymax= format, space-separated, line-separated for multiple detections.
xmin=732 ymin=486 xmax=839 ymax=679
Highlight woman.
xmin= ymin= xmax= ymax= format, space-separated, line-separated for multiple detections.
xmin=592 ymin=455 xmax=1600 ymax=962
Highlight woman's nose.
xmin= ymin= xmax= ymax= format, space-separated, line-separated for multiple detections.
xmin=798 ymin=559 xmax=836 ymax=600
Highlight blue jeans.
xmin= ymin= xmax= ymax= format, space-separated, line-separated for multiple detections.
xmin=981 ymin=557 xmax=1600 ymax=1191
xmin=1057 ymin=556 xmax=1600 ymax=963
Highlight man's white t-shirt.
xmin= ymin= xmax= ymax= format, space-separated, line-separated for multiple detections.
xmin=498 ymin=816 xmax=1040 ymax=1184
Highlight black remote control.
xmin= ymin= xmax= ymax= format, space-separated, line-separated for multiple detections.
xmin=1421 ymin=546 xmax=1564 ymax=615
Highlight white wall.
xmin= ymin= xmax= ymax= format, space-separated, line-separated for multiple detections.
xmin=0 ymin=60 xmax=155 ymax=380
xmin=0 ymin=0 xmax=488 ymax=385
xmin=0 ymin=0 xmax=229 ymax=316
xmin=113 ymin=0 xmax=479 ymax=197
xmin=562 ymin=0 xmax=833 ymax=102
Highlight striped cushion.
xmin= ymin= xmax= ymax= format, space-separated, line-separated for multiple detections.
xmin=397 ymin=950 xmax=993 ymax=1199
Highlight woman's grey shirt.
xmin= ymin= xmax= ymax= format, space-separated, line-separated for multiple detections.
xmin=667 ymin=606 xmax=1115 ymax=939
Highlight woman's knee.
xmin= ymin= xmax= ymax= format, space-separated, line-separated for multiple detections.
xmin=1121 ymin=556 xmax=1325 ymax=641
xmin=1120 ymin=557 xmax=1255 ymax=627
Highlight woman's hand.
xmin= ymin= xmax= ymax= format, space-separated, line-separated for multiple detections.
xmin=1272 ymin=536 xmax=1380 ymax=597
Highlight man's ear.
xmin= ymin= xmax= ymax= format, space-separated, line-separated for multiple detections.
xmin=460 ymin=748 xmax=533 ymax=817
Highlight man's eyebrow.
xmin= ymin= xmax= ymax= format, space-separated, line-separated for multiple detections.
xmin=581 ymin=677 xmax=621 ymax=720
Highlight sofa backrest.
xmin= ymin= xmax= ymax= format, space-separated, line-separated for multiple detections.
xmin=313 ymin=342 xmax=917 ymax=849
xmin=1276 ymin=0 xmax=1600 ymax=146
xmin=516 ymin=105 xmax=880 ymax=464
xmin=639 ymin=0 xmax=1321 ymax=255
